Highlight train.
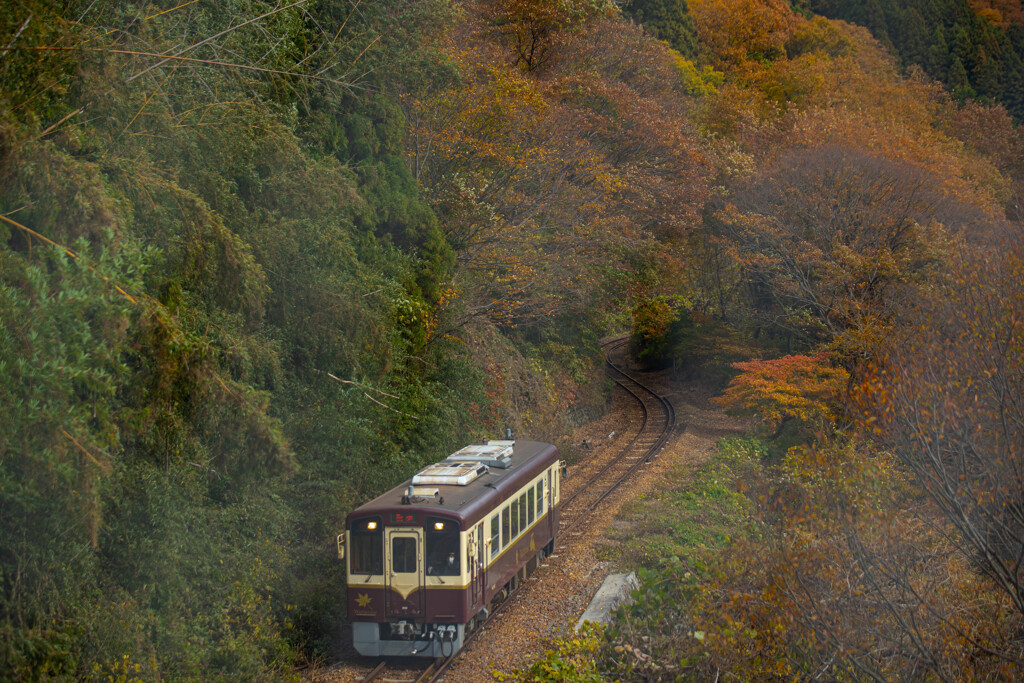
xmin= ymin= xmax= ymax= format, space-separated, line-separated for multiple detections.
xmin=337 ymin=437 xmax=563 ymax=657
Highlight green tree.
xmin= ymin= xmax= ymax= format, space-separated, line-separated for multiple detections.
xmin=928 ymin=25 xmax=951 ymax=77
xmin=897 ymin=8 xmax=929 ymax=67
xmin=949 ymin=55 xmax=978 ymax=98
xmin=621 ymin=0 xmax=700 ymax=57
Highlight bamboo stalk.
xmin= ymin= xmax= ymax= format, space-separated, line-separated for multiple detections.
xmin=62 ymin=430 xmax=111 ymax=472
xmin=19 ymin=45 xmax=363 ymax=89
xmin=0 ymin=13 xmax=32 ymax=62
xmin=0 ymin=213 xmax=139 ymax=304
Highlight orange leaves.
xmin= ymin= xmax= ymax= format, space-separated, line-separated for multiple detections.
xmin=857 ymin=236 xmax=1024 ymax=615
xmin=970 ymin=0 xmax=1024 ymax=27
xmin=483 ymin=0 xmax=614 ymax=71
xmin=713 ymin=146 xmax=967 ymax=359
xmin=403 ymin=48 xmax=548 ymax=181
xmin=714 ymin=353 xmax=848 ymax=431
xmin=686 ymin=1 xmax=1011 ymax=228
xmin=686 ymin=0 xmax=798 ymax=69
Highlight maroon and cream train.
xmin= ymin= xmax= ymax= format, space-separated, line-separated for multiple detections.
xmin=338 ymin=439 xmax=563 ymax=657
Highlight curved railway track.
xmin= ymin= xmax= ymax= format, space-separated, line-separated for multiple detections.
xmin=354 ymin=336 xmax=677 ymax=683
xmin=558 ymin=337 xmax=677 ymax=537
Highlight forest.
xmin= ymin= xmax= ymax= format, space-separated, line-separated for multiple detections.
xmin=807 ymin=0 xmax=1024 ymax=117
xmin=0 ymin=0 xmax=1021 ymax=680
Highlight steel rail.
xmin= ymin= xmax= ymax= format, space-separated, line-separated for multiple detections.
xmin=557 ymin=337 xmax=677 ymax=536
xmin=604 ymin=336 xmax=678 ymax=461
xmin=359 ymin=656 xmax=442 ymax=683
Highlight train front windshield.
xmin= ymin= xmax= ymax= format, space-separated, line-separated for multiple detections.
xmin=426 ymin=517 xmax=460 ymax=576
xmin=350 ymin=517 xmax=383 ymax=575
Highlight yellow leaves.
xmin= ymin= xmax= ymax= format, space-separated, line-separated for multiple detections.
xmin=668 ymin=48 xmax=724 ymax=96
xmin=404 ymin=44 xmax=550 ymax=171
xmin=631 ymin=296 xmax=676 ymax=342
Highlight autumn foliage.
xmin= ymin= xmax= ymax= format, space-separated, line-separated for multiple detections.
xmin=5 ymin=0 xmax=1024 ymax=677
xmin=402 ymin=4 xmax=711 ymax=336
xmin=865 ymin=235 xmax=1024 ymax=617
xmin=714 ymin=353 xmax=848 ymax=434
xmin=577 ymin=0 xmax=1024 ymax=679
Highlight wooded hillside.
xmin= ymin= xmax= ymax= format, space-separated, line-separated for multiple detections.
xmin=808 ymin=0 xmax=1024 ymax=118
xmin=2 ymin=0 xmax=1022 ymax=680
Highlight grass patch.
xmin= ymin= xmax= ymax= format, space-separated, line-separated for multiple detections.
xmin=506 ymin=439 xmax=770 ymax=682
xmin=602 ymin=438 xmax=766 ymax=569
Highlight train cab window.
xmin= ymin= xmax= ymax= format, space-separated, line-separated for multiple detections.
xmin=350 ymin=517 xmax=383 ymax=575
xmin=502 ymin=507 xmax=510 ymax=548
xmin=490 ymin=514 xmax=500 ymax=559
xmin=392 ymin=536 xmax=417 ymax=574
xmin=510 ymin=499 xmax=520 ymax=538
xmin=536 ymin=481 xmax=544 ymax=515
xmin=527 ymin=489 xmax=535 ymax=525
xmin=425 ymin=517 xmax=460 ymax=576
xmin=519 ymin=493 xmax=527 ymax=530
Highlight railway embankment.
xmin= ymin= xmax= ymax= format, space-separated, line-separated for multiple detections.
xmin=436 ymin=348 xmax=749 ymax=682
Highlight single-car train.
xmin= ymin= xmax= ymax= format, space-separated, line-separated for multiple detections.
xmin=338 ymin=438 xmax=563 ymax=657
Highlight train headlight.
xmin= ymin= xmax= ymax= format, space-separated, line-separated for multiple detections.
xmin=367 ymin=521 xmax=377 ymax=530
xmin=434 ymin=521 xmax=445 ymax=531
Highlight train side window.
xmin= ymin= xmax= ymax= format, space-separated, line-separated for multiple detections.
xmin=489 ymin=513 xmax=500 ymax=559
xmin=518 ymin=493 xmax=527 ymax=531
xmin=527 ymin=488 xmax=535 ymax=525
xmin=350 ymin=517 xmax=383 ymax=575
xmin=510 ymin=499 xmax=520 ymax=538
xmin=536 ymin=481 xmax=544 ymax=515
xmin=392 ymin=536 xmax=417 ymax=574
xmin=502 ymin=507 xmax=510 ymax=549
xmin=425 ymin=517 xmax=460 ymax=576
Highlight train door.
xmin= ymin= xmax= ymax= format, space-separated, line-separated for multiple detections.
xmin=469 ymin=525 xmax=484 ymax=607
xmin=385 ymin=528 xmax=425 ymax=618
xmin=547 ymin=469 xmax=555 ymax=539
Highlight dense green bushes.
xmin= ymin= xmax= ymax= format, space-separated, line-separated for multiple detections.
xmin=0 ymin=0 xmax=585 ymax=677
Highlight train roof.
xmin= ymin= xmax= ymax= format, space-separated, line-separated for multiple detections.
xmin=346 ymin=440 xmax=559 ymax=529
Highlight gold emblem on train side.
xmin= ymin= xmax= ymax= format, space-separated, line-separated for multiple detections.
xmin=355 ymin=593 xmax=372 ymax=608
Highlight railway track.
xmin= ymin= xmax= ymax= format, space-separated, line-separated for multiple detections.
xmin=359 ymin=657 xmax=440 ymax=682
xmin=353 ymin=336 xmax=676 ymax=683
xmin=558 ymin=336 xmax=677 ymax=536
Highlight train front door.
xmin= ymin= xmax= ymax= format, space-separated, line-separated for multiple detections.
xmin=385 ymin=528 xmax=425 ymax=618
